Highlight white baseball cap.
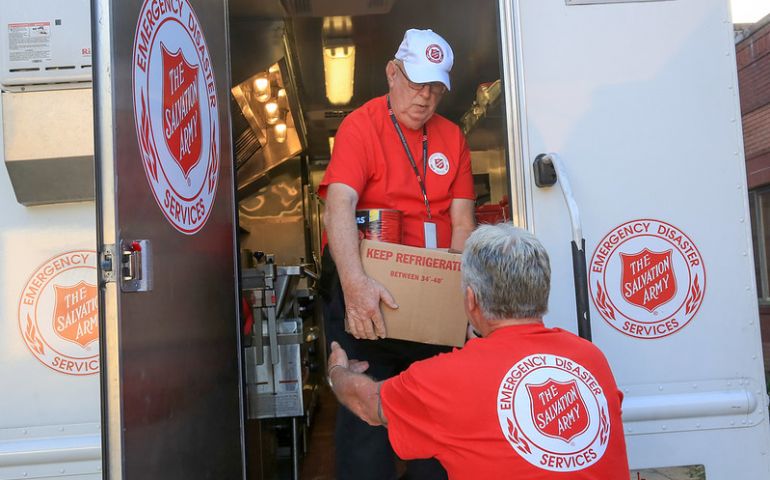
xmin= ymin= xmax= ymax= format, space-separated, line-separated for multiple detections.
xmin=394 ymin=29 xmax=454 ymax=91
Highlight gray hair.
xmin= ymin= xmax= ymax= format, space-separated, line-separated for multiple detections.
xmin=461 ymin=224 xmax=550 ymax=320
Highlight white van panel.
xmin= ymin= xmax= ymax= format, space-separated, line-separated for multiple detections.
xmin=512 ymin=0 xmax=770 ymax=476
xmin=0 ymin=91 xmax=99 ymax=479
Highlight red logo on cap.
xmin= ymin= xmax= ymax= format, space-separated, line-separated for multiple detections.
xmin=425 ymin=44 xmax=444 ymax=64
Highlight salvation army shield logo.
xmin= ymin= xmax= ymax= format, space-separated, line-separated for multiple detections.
xmin=18 ymin=251 xmax=99 ymax=376
xmin=526 ymin=379 xmax=589 ymax=443
xmin=589 ymin=219 xmax=706 ymax=339
xmin=52 ymin=281 xmax=98 ymax=348
xmin=161 ymin=44 xmax=202 ymax=178
xmin=497 ymin=354 xmax=610 ymax=472
xmin=132 ymin=0 xmax=220 ymax=235
xmin=620 ymin=249 xmax=675 ymax=312
xmin=428 ymin=152 xmax=450 ymax=176
xmin=425 ymin=44 xmax=444 ymax=64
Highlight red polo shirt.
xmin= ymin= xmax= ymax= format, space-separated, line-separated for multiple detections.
xmin=381 ymin=324 xmax=630 ymax=479
xmin=318 ymin=95 xmax=475 ymax=248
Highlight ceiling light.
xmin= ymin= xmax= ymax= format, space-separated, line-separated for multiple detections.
xmin=323 ymin=45 xmax=355 ymax=105
xmin=322 ymin=16 xmax=355 ymax=106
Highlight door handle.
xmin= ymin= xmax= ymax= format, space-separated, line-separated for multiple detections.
xmin=120 ymin=239 xmax=153 ymax=292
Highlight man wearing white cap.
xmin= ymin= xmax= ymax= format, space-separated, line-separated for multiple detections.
xmin=317 ymin=28 xmax=476 ymax=479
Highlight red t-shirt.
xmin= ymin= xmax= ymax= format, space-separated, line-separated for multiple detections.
xmin=381 ymin=324 xmax=629 ymax=479
xmin=318 ymin=95 xmax=475 ymax=248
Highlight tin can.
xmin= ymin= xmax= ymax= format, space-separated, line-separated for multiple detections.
xmin=355 ymin=209 xmax=403 ymax=244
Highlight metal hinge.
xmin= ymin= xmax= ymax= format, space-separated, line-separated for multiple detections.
xmin=100 ymin=244 xmax=118 ymax=284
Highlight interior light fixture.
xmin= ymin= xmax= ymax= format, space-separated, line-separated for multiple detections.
xmin=232 ymin=59 xmax=300 ymax=158
xmin=323 ymin=45 xmax=355 ymax=105
xmin=322 ymin=16 xmax=355 ymax=106
xmin=274 ymin=122 xmax=287 ymax=143
xmin=265 ymin=100 xmax=280 ymax=125
xmin=277 ymin=88 xmax=288 ymax=110
xmin=254 ymin=73 xmax=270 ymax=103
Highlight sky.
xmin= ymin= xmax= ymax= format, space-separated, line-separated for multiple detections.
xmin=731 ymin=0 xmax=770 ymax=23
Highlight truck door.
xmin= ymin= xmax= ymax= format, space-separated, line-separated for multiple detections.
xmin=503 ymin=0 xmax=770 ymax=477
xmin=91 ymin=0 xmax=244 ymax=478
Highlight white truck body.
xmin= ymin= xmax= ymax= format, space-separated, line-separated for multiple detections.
xmin=0 ymin=0 xmax=100 ymax=477
xmin=0 ymin=0 xmax=768 ymax=479
xmin=510 ymin=1 xmax=770 ymax=477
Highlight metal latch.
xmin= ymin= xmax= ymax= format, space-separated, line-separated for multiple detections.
xmin=121 ymin=240 xmax=152 ymax=292
xmin=99 ymin=240 xmax=153 ymax=292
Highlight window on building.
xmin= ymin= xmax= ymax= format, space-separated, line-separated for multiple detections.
xmin=749 ymin=188 xmax=770 ymax=304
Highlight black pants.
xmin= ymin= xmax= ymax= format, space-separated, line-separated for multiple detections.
xmin=320 ymin=250 xmax=450 ymax=480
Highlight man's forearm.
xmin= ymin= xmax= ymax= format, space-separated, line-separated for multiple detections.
xmin=449 ymin=198 xmax=476 ymax=252
xmin=324 ymin=184 xmax=393 ymax=339
xmin=329 ymin=366 xmax=386 ymax=426
xmin=324 ymin=192 xmax=366 ymax=287
xmin=450 ymin=224 xmax=474 ymax=251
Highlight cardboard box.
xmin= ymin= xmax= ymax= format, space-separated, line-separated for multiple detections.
xmin=359 ymin=239 xmax=467 ymax=347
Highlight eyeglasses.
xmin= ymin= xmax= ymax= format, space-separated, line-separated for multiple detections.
xmin=394 ymin=62 xmax=447 ymax=95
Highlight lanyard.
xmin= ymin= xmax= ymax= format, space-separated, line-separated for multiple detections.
xmin=387 ymin=96 xmax=432 ymax=219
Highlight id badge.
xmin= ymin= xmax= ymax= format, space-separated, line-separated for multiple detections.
xmin=423 ymin=221 xmax=437 ymax=249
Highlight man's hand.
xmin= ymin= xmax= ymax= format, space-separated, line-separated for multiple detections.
xmin=328 ymin=340 xmax=350 ymax=370
xmin=328 ymin=341 xmax=369 ymax=375
xmin=327 ymin=341 xmax=384 ymax=426
xmin=341 ymin=275 xmax=398 ymax=340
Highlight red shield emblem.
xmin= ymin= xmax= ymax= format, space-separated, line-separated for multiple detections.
xmin=620 ymin=248 xmax=676 ymax=312
xmin=527 ymin=379 xmax=589 ymax=443
xmin=425 ymin=44 xmax=444 ymax=63
xmin=161 ymin=44 xmax=202 ymax=178
xmin=52 ymin=281 xmax=98 ymax=348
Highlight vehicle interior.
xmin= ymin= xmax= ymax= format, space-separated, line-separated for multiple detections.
xmin=229 ymin=0 xmax=511 ymax=477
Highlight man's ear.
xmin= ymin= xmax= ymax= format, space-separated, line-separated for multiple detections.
xmin=386 ymin=61 xmax=396 ymax=88
xmin=464 ymin=286 xmax=477 ymax=314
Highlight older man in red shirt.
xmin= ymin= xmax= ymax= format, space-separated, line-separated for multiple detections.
xmin=327 ymin=224 xmax=630 ymax=479
xmin=318 ymin=28 xmax=475 ymax=479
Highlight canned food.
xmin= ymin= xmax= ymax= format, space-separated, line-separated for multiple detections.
xmin=355 ymin=209 xmax=403 ymax=244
